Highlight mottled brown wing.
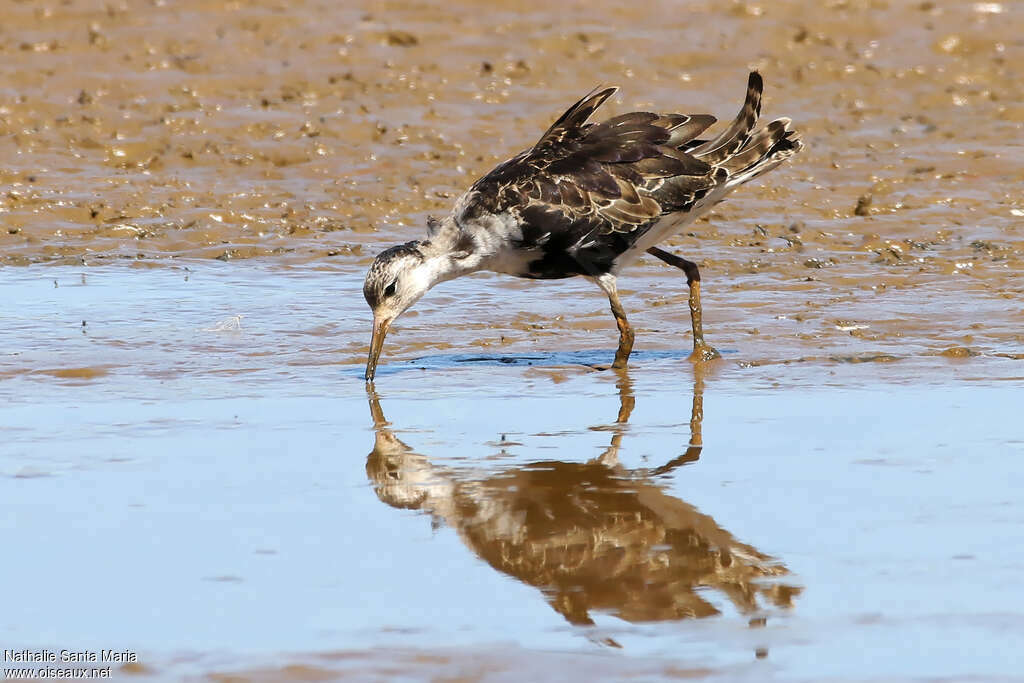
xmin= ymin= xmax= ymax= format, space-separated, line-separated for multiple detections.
xmin=450 ymin=73 xmax=807 ymax=278
xmin=454 ymin=87 xmax=719 ymax=254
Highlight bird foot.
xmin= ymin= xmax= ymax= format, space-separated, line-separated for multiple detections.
xmin=586 ymin=360 xmax=631 ymax=372
xmin=688 ymin=342 xmax=721 ymax=362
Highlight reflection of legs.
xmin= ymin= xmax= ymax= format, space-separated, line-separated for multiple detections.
xmin=598 ymin=364 xmax=704 ymax=473
xmin=595 ymin=274 xmax=635 ymax=369
xmin=613 ymin=367 xmax=635 ymax=425
xmin=652 ymin=365 xmax=707 ymax=475
xmin=690 ymin=366 xmax=705 ymax=448
xmin=595 ymin=368 xmax=635 ymax=467
xmin=646 ymin=246 xmax=720 ymax=361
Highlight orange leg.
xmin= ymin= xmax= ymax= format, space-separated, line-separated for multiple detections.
xmin=595 ymin=275 xmax=635 ymax=369
xmin=608 ymin=288 xmax=635 ymax=369
xmin=647 ymin=247 xmax=720 ymax=362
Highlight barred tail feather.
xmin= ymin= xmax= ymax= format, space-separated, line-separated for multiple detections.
xmin=690 ymin=72 xmax=763 ymax=164
xmin=720 ymin=118 xmax=803 ymax=188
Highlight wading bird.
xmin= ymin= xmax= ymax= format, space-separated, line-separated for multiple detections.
xmin=363 ymin=73 xmax=802 ymax=380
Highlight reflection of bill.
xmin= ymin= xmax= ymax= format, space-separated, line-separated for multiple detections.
xmin=366 ymin=371 xmax=800 ymax=627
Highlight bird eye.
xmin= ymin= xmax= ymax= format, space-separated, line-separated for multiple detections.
xmin=383 ymin=280 xmax=397 ymax=298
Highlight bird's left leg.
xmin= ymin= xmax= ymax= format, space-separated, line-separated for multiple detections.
xmin=595 ymin=274 xmax=635 ymax=369
xmin=646 ymin=246 xmax=721 ymax=362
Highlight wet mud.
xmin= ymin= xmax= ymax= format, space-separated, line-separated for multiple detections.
xmin=2 ymin=0 xmax=1021 ymax=366
xmin=2 ymin=0 xmax=1023 ymax=680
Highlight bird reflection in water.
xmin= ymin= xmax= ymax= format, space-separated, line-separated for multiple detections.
xmin=366 ymin=370 xmax=799 ymax=629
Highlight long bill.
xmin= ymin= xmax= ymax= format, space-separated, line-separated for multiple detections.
xmin=365 ymin=316 xmax=392 ymax=381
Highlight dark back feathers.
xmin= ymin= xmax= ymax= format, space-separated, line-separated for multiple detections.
xmin=452 ymin=72 xmax=802 ymax=278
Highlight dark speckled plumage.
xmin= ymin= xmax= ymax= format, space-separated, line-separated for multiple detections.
xmin=455 ymin=72 xmax=801 ymax=280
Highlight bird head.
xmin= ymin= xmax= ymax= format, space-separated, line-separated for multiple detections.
xmin=362 ymin=241 xmax=434 ymax=381
xmin=363 ymin=217 xmax=477 ymax=381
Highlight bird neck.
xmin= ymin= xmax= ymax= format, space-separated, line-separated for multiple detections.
xmin=417 ymin=253 xmax=473 ymax=290
xmin=418 ymin=220 xmax=485 ymax=285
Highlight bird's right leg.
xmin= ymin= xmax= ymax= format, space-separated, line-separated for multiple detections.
xmin=595 ymin=274 xmax=635 ymax=369
xmin=646 ymin=246 xmax=721 ymax=361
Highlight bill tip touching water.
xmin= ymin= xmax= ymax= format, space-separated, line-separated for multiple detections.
xmin=363 ymin=72 xmax=803 ymax=381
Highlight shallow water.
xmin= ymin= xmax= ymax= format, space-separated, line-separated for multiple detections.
xmin=2 ymin=0 xmax=1023 ymax=680
xmin=2 ymin=267 xmax=1023 ymax=681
